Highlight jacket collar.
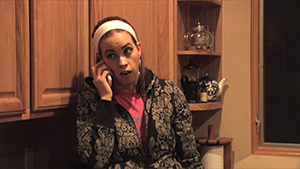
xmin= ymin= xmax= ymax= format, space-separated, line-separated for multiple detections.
xmin=144 ymin=68 xmax=158 ymax=94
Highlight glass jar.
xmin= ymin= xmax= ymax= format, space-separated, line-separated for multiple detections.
xmin=183 ymin=22 xmax=214 ymax=51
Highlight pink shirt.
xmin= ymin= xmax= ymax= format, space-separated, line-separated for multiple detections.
xmin=114 ymin=89 xmax=146 ymax=144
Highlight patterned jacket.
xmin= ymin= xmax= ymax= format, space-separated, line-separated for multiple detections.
xmin=76 ymin=68 xmax=204 ymax=169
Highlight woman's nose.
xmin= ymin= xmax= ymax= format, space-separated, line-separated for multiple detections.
xmin=119 ymin=56 xmax=128 ymax=67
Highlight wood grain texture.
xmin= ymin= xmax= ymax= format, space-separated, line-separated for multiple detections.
xmin=90 ymin=0 xmax=172 ymax=80
xmin=189 ymin=101 xmax=222 ymax=111
xmin=0 ymin=0 xmax=30 ymax=121
xmin=31 ymin=0 xmax=89 ymax=111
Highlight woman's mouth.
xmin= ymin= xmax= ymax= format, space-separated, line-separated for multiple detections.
xmin=120 ymin=71 xmax=131 ymax=77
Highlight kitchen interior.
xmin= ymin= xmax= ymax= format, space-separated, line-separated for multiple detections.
xmin=0 ymin=0 xmax=299 ymax=168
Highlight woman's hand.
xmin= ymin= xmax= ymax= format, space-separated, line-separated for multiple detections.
xmin=91 ymin=61 xmax=113 ymax=101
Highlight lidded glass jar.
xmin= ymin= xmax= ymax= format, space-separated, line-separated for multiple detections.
xmin=183 ymin=22 xmax=214 ymax=51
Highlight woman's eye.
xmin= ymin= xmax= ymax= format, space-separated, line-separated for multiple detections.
xmin=124 ymin=47 xmax=133 ymax=55
xmin=106 ymin=53 xmax=116 ymax=59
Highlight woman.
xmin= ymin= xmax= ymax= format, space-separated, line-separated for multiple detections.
xmin=76 ymin=16 xmax=204 ymax=169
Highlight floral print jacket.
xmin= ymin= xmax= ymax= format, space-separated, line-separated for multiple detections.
xmin=76 ymin=68 xmax=204 ymax=169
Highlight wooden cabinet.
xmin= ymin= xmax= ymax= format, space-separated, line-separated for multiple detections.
xmin=0 ymin=0 xmax=89 ymax=122
xmin=174 ymin=0 xmax=223 ymax=111
xmin=31 ymin=0 xmax=89 ymax=112
xmin=0 ymin=0 xmax=30 ymax=122
xmin=90 ymin=0 xmax=173 ymax=80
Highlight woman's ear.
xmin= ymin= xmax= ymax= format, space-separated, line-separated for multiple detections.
xmin=137 ymin=42 xmax=142 ymax=57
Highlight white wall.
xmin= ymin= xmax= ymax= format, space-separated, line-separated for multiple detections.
xmin=222 ymin=0 xmax=252 ymax=162
xmin=221 ymin=0 xmax=300 ymax=168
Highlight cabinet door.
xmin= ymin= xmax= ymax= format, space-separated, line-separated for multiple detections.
xmin=90 ymin=0 xmax=174 ymax=80
xmin=0 ymin=0 xmax=30 ymax=121
xmin=31 ymin=0 xmax=89 ymax=111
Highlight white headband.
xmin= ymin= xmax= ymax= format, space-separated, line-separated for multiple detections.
xmin=93 ymin=20 xmax=138 ymax=53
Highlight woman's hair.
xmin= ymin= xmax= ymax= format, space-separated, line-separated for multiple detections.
xmin=92 ymin=16 xmax=146 ymax=97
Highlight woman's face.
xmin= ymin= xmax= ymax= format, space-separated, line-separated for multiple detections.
xmin=99 ymin=31 xmax=142 ymax=92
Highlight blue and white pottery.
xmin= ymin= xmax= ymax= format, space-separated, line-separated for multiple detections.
xmin=199 ymin=73 xmax=227 ymax=102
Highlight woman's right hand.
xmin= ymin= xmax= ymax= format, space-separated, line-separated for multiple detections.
xmin=91 ymin=61 xmax=113 ymax=101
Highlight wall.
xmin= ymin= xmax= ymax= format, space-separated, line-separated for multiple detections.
xmin=222 ymin=0 xmax=252 ymax=162
xmin=221 ymin=0 xmax=300 ymax=168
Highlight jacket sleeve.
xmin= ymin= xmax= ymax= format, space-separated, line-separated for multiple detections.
xmin=76 ymin=89 xmax=117 ymax=168
xmin=172 ymin=84 xmax=205 ymax=169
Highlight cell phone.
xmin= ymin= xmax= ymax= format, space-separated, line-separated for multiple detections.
xmin=107 ymin=74 xmax=112 ymax=87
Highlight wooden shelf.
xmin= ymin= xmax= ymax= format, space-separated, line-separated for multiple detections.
xmin=177 ymin=0 xmax=221 ymax=6
xmin=189 ymin=101 xmax=222 ymax=111
xmin=176 ymin=0 xmax=223 ymax=112
xmin=178 ymin=50 xmax=221 ymax=56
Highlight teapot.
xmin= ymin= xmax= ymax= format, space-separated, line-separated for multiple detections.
xmin=199 ymin=73 xmax=227 ymax=102
xmin=183 ymin=22 xmax=214 ymax=51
